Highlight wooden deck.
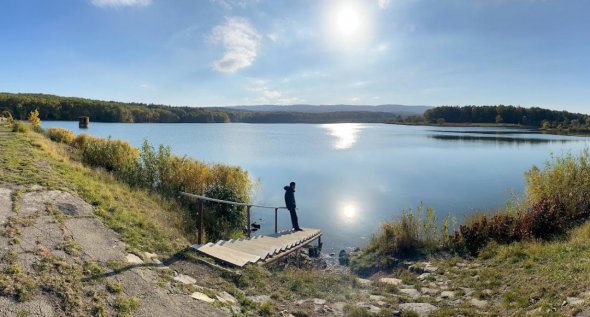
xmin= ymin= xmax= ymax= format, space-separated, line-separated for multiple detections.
xmin=193 ymin=228 xmax=322 ymax=267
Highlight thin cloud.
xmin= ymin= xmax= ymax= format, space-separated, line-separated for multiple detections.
xmin=211 ymin=0 xmax=260 ymax=10
xmin=211 ymin=17 xmax=262 ymax=73
xmin=377 ymin=0 xmax=391 ymax=9
xmin=246 ymin=78 xmax=301 ymax=104
xmin=91 ymin=0 xmax=151 ymax=7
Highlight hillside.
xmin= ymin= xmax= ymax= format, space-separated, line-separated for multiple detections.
xmin=0 ymin=93 xmax=415 ymax=124
xmin=223 ymin=104 xmax=431 ymax=115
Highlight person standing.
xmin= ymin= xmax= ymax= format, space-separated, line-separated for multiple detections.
xmin=284 ymin=182 xmax=302 ymax=231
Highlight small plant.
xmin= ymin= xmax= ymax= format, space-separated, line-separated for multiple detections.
xmin=106 ymin=281 xmax=124 ymax=294
xmin=114 ymin=296 xmax=140 ymax=317
xmin=27 ymin=109 xmax=42 ymax=131
xmin=12 ymin=121 xmax=29 ymax=133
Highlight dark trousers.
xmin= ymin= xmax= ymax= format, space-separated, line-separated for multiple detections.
xmin=288 ymin=207 xmax=300 ymax=230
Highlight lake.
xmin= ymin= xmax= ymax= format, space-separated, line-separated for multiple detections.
xmin=42 ymin=122 xmax=589 ymax=253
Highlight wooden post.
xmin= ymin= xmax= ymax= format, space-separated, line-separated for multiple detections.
xmin=274 ymin=208 xmax=278 ymax=234
xmin=246 ymin=205 xmax=251 ymax=238
xmin=198 ymin=200 xmax=204 ymax=245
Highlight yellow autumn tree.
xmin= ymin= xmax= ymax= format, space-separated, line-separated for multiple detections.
xmin=28 ymin=109 xmax=41 ymax=129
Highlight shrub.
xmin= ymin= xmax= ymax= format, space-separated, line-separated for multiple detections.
xmin=351 ymin=204 xmax=445 ymax=275
xmin=11 ymin=121 xmax=29 ymax=133
xmin=80 ymin=136 xmax=138 ymax=172
xmin=515 ymin=196 xmax=569 ymax=240
xmin=27 ymin=109 xmax=42 ymax=132
xmin=47 ymin=127 xmax=75 ymax=144
xmin=489 ymin=213 xmax=518 ymax=244
xmin=451 ymin=214 xmax=490 ymax=256
xmin=72 ymin=133 xmax=91 ymax=149
xmin=525 ymin=149 xmax=590 ymax=221
xmin=203 ymin=185 xmax=246 ymax=242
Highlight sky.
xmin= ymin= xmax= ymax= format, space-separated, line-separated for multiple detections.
xmin=1 ymin=0 xmax=589 ymax=111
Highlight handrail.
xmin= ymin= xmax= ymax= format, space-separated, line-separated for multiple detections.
xmin=180 ymin=192 xmax=291 ymax=243
xmin=180 ymin=192 xmax=290 ymax=210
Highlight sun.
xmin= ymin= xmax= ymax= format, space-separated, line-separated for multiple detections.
xmin=334 ymin=6 xmax=361 ymax=37
xmin=324 ymin=1 xmax=372 ymax=50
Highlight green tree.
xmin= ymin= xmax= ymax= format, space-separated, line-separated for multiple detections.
xmin=203 ymin=185 xmax=245 ymax=242
xmin=495 ymin=115 xmax=503 ymax=124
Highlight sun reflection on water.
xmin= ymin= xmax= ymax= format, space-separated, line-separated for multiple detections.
xmin=322 ymin=123 xmax=363 ymax=150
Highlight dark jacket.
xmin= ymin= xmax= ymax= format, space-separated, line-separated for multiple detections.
xmin=284 ymin=186 xmax=296 ymax=210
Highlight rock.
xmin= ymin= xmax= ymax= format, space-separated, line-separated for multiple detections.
xmin=332 ymin=302 xmax=346 ymax=315
xmin=173 ymin=274 xmax=196 ymax=285
xmin=420 ymin=287 xmax=438 ymax=296
xmin=566 ymin=297 xmax=585 ymax=306
xmin=216 ymin=291 xmax=237 ymax=304
xmin=369 ymin=295 xmax=386 ymax=302
xmin=313 ymin=298 xmax=326 ymax=305
xmin=399 ymin=288 xmax=420 ymax=299
xmin=356 ymin=303 xmax=381 ymax=314
xmin=144 ymin=251 xmax=158 ymax=260
xmin=191 ymin=292 xmax=215 ymax=303
xmin=248 ymin=295 xmax=271 ymax=304
xmin=470 ymin=298 xmax=488 ymax=309
xmin=440 ymin=291 xmax=455 ymax=299
xmin=526 ymin=307 xmax=543 ymax=316
xmin=0 ymin=188 xmax=12 ymax=225
xmin=460 ymin=287 xmax=475 ymax=296
xmin=125 ymin=253 xmax=144 ymax=265
xmin=399 ymin=303 xmax=438 ymax=317
xmin=379 ymin=277 xmax=403 ymax=286
xmin=357 ymin=278 xmax=373 ymax=286
xmin=482 ymin=289 xmax=494 ymax=297
xmin=417 ymin=273 xmax=431 ymax=281
xmin=424 ymin=265 xmax=438 ymax=273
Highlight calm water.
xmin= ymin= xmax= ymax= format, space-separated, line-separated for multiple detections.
xmin=43 ymin=122 xmax=589 ymax=252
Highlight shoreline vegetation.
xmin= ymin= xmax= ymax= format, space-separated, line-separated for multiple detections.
xmin=2 ymin=113 xmax=590 ymax=316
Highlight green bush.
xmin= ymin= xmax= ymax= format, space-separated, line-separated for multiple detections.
xmin=47 ymin=127 xmax=75 ymax=144
xmin=80 ymin=136 xmax=138 ymax=172
xmin=525 ymin=149 xmax=590 ymax=221
xmin=203 ymin=185 xmax=246 ymax=242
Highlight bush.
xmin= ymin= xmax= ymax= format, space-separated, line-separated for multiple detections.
xmin=11 ymin=121 xmax=29 ymax=133
xmin=47 ymin=127 xmax=75 ymax=144
xmin=351 ymin=205 xmax=445 ymax=275
xmin=525 ymin=149 xmax=590 ymax=221
xmin=515 ymin=196 xmax=569 ymax=240
xmin=203 ymin=185 xmax=246 ymax=242
xmin=80 ymin=136 xmax=138 ymax=172
xmin=27 ymin=109 xmax=42 ymax=132
xmin=72 ymin=133 xmax=91 ymax=149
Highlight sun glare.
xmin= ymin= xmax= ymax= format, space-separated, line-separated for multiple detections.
xmin=324 ymin=1 xmax=372 ymax=50
xmin=334 ymin=6 xmax=361 ymax=37
xmin=344 ymin=205 xmax=356 ymax=219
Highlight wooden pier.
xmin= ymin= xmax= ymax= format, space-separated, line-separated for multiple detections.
xmin=181 ymin=192 xmax=322 ymax=267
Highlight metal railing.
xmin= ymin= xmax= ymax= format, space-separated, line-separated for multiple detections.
xmin=180 ymin=192 xmax=290 ymax=244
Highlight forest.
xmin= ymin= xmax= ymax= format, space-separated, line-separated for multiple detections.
xmin=423 ymin=105 xmax=590 ymax=129
xmin=0 ymin=93 xmax=401 ymax=124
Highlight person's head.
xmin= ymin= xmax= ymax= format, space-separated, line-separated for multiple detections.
xmin=290 ymin=181 xmax=296 ymax=190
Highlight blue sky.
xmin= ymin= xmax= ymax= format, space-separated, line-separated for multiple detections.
xmin=1 ymin=0 xmax=589 ymax=111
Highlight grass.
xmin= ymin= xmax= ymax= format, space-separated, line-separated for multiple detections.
xmin=0 ymin=124 xmax=190 ymax=255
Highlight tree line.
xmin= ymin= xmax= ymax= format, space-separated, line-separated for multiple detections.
xmin=423 ymin=105 xmax=590 ymax=129
xmin=0 ymin=93 xmax=401 ymax=124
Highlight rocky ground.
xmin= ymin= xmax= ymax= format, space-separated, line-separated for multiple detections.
xmin=0 ymin=186 xmax=228 ymax=317
xmin=3 ymin=186 xmax=590 ymax=316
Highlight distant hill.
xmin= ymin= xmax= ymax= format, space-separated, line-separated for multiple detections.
xmin=224 ymin=104 xmax=431 ymax=115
